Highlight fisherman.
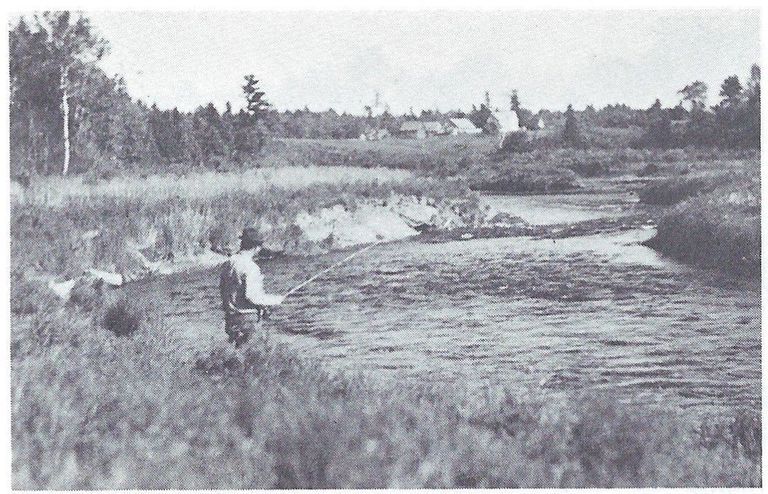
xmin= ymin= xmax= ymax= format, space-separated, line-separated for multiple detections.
xmin=219 ymin=227 xmax=284 ymax=347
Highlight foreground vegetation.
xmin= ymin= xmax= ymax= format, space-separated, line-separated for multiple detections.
xmin=11 ymin=299 xmax=761 ymax=489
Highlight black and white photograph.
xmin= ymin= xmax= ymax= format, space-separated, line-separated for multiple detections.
xmin=7 ymin=6 xmax=762 ymax=489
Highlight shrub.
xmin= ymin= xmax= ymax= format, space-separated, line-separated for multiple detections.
xmin=638 ymin=173 xmax=730 ymax=205
xmin=636 ymin=163 xmax=660 ymax=177
xmin=498 ymin=132 xmax=533 ymax=153
xmin=569 ymin=158 xmax=609 ymax=177
xmin=644 ymin=165 xmax=760 ymax=275
xmin=102 ymin=298 xmax=142 ymax=336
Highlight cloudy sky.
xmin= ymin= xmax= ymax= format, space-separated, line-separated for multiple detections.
xmin=87 ymin=10 xmax=759 ymax=114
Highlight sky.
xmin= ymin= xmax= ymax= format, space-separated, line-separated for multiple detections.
xmin=83 ymin=10 xmax=760 ymax=115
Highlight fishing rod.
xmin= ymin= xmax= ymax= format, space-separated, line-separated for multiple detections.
xmin=283 ymin=238 xmax=384 ymax=299
xmin=229 ymin=239 xmax=384 ymax=315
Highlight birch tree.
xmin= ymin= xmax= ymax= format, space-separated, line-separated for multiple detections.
xmin=36 ymin=12 xmax=107 ymax=175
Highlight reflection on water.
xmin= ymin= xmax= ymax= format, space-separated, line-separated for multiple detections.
xmin=127 ymin=192 xmax=760 ymax=414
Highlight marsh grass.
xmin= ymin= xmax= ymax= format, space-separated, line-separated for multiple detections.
xmin=10 ymin=304 xmax=761 ymax=489
xmin=639 ymin=157 xmax=760 ymax=274
xmin=11 ymin=165 xmax=411 ymax=207
xmin=11 ymin=171 xmax=471 ymax=281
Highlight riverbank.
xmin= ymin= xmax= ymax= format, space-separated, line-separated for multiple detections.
xmin=12 ymin=303 xmax=761 ymax=489
xmin=269 ymin=139 xmax=761 ymax=275
xmin=11 ymin=166 xmax=487 ymax=302
xmin=637 ymin=157 xmax=760 ymax=276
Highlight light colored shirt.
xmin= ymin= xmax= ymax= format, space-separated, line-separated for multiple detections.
xmin=220 ymin=250 xmax=284 ymax=312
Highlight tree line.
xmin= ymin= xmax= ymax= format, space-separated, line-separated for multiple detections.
xmin=10 ymin=13 xmax=272 ymax=177
xmin=9 ymin=12 xmax=760 ymax=177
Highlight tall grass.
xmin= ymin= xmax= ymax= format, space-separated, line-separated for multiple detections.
xmin=11 ymin=304 xmax=761 ymax=489
xmin=277 ymin=137 xmax=756 ymax=178
xmin=638 ymin=158 xmax=760 ymax=275
xmin=11 ymin=165 xmax=411 ymax=207
xmin=12 ymin=177 xmax=471 ymax=281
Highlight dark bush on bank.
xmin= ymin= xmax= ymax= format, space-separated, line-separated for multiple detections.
xmin=102 ymin=298 xmax=142 ymax=336
xmin=639 ymin=173 xmax=733 ymax=205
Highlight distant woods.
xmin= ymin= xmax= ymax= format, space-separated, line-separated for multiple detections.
xmin=10 ymin=13 xmax=272 ymax=176
xmin=9 ymin=12 xmax=761 ymax=177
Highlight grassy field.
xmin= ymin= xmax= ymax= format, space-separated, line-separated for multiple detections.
xmin=274 ymin=136 xmax=755 ymax=191
xmin=11 ymin=301 xmax=761 ymax=489
xmin=11 ymin=165 xmax=411 ymax=207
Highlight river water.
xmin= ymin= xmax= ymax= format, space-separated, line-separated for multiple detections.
xmin=127 ymin=192 xmax=760 ymax=415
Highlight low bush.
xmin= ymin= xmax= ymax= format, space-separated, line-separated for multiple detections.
xmin=639 ymin=173 xmax=733 ymax=205
xmin=498 ymin=131 xmax=533 ymax=154
xmin=646 ymin=192 xmax=760 ymax=275
xmin=642 ymin=158 xmax=760 ymax=274
xmin=102 ymin=298 xmax=143 ymax=336
xmin=466 ymin=162 xmax=580 ymax=194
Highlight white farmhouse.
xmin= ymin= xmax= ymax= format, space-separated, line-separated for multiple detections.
xmin=487 ymin=110 xmax=520 ymax=134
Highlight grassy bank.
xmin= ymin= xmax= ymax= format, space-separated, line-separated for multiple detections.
xmin=11 ymin=302 xmax=761 ymax=489
xmin=11 ymin=166 xmax=475 ymax=284
xmin=10 ymin=165 xmax=411 ymax=207
xmin=638 ymin=157 xmax=760 ymax=275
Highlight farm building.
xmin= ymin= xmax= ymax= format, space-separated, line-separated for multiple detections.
xmin=486 ymin=110 xmax=520 ymax=134
xmin=397 ymin=121 xmax=447 ymax=139
xmin=447 ymin=118 xmax=482 ymax=135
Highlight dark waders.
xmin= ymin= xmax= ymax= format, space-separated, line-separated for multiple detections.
xmin=224 ymin=312 xmax=254 ymax=347
xmin=224 ymin=307 xmax=269 ymax=347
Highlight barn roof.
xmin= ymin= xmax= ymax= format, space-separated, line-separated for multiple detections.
xmin=421 ymin=121 xmax=445 ymax=133
xmin=449 ymin=118 xmax=480 ymax=132
xmin=399 ymin=121 xmax=445 ymax=133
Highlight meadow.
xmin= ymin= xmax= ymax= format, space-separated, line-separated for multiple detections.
xmin=11 ymin=165 xmax=411 ymax=207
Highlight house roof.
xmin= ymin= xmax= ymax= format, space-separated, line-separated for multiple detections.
xmin=422 ymin=121 xmax=445 ymax=133
xmin=449 ymin=118 xmax=480 ymax=132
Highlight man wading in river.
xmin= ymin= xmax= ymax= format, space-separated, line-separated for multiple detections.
xmin=219 ymin=227 xmax=284 ymax=347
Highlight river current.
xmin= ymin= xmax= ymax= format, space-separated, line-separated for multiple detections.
xmin=127 ymin=192 xmax=760 ymax=414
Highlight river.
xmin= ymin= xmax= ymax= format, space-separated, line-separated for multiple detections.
xmin=126 ymin=191 xmax=760 ymax=415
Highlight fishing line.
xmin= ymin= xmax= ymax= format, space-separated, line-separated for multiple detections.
xmin=282 ymin=239 xmax=384 ymax=299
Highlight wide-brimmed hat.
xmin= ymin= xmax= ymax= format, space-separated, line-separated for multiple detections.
xmin=239 ymin=227 xmax=264 ymax=249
